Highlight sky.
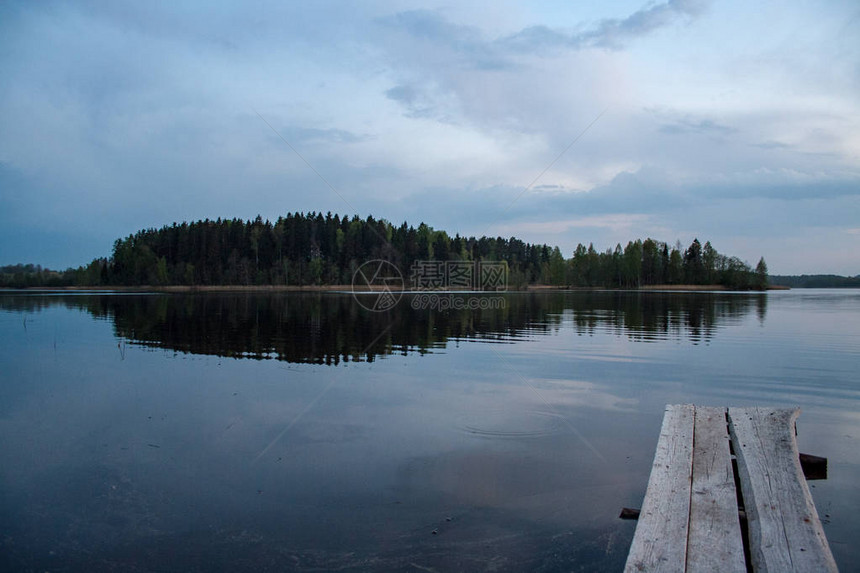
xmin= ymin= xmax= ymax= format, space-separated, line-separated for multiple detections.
xmin=1 ymin=0 xmax=858 ymax=275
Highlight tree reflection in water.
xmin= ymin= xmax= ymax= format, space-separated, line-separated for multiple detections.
xmin=1 ymin=291 xmax=767 ymax=364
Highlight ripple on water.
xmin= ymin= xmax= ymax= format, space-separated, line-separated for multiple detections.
xmin=458 ymin=409 xmax=568 ymax=440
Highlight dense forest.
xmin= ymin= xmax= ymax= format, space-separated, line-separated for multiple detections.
xmin=1 ymin=213 xmax=768 ymax=290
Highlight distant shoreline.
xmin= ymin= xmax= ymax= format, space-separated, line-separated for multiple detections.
xmin=2 ymin=284 xmax=786 ymax=293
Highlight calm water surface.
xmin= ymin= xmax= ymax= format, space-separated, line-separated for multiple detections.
xmin=1 ymin=290 xmax=858 ymax=571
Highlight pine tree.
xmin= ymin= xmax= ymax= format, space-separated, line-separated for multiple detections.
xmin=755 ymin=257 xmax=768 ymax=290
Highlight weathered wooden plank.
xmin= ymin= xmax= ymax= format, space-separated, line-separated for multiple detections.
xmin=686 ymin=407 xmax=746 ymax=573
xmin=728 ymin=407 xmax=837 ymax=572
xmin=624 ymin=404 xmax=695 ymax=573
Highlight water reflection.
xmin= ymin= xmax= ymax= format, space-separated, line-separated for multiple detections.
xmin=1 ymin=291 xmax=767 ymax=363
xmin=3 ymin=290 xmax=858 ymax=572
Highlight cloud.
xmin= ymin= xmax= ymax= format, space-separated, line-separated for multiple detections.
xmin=385 ymin=9 xmax=478 ymax=44
xmin=374 ymin=162 xmax=860 ymax=271
xmin=277 ymin=126 xmax=368 ymax=145
xmin=378 ymin=0 xmax=711 ymax=76
xmin=500 ymin=0 xmax=709 ymax=52
xmin=384 ymin=85 xmax=417 ymax=106
xmin=0 ymin=1 xmax=858 ymax=275
xmin=384 ymin=84 xmax=443 ymax=119
xmin=645 ymin=106 xmax=737 ymax=137
xmin=378 ymin=9 xmax=506 ymax=70
xmin=659 ymin=118 xmax=737 ymax=136
xmin=586 ymin=0 xmax=707 ymax=48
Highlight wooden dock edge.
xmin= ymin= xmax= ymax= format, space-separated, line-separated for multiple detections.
xmin=623 ymin=405 xmax=837 ymax=572
xmin=728 ymin=407 xmax=837 ymax=572
xmin=624 ymin=404 xmax=694 ymax=571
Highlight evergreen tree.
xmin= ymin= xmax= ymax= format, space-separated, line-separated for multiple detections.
xmin=668 ymin=248 xmax=683 ymax=284
xmin=683 ymin=238 xmax=704 ymax=284
xmin=755 ymin=257 xmax=768 ymax=290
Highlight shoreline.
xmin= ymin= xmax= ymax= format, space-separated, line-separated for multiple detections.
xmin=2 ymin=284 xmax=785 ymax=293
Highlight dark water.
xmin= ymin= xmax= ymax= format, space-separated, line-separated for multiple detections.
xmin=1 ymin=290 xmax=858 ymax=571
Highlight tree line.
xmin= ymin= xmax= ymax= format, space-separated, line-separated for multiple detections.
xmin=568 ymin=238 xmax=768 ymax=290
xmin=769 ymin=274 xmax=860 ymax=288
xmin=1 ymin=213 xmax=767 ymax=290
xmin=0 ymin=264 xmax=72 ymax=288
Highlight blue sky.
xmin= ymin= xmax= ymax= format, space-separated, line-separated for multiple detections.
xmin=1 ymin=0 xmax=858 ymax=274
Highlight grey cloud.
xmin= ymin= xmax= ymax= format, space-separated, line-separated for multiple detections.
xmin=386 ymin=167 xmax=683 ymax=233
xmin=500 ymin=0 xmax=709 ymax=53
xmin=388 ymin=166 xmax=860 ymax=240
xmin=385 ymin=85 xmax=418 ymax=105
xmin=499 ymin=25 xmax=583 ymax=53
xmin=659 ymin=118 xmax=737 ymax=136
xmin=378 ymin=2 xmax=712 ymax=127
xmin=384 ymin=84 xmax=445 ymax=120
xmin=587 ymin=0 xmax=707 ymax=48
xmin=374 ymin=169 xmax=860 ymax=274
xmin=691 ymin=176 xmax=860 ymax=202
xmin=383 ymin=0 xmax=710 ymax=68
xmin=386 ymin=9 xmax=478 ymax=44
xmin=378 ymin=9 xmax=510 ymax=70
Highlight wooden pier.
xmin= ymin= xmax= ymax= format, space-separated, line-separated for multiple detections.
xmin=623 ymin=405 xmax=837 ymax=572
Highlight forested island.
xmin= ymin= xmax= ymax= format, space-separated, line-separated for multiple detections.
xmin=2 ymin=213 xmax=769 ymax=290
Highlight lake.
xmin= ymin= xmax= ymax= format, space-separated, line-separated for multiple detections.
xmin=1 ymin=289 xmax=858 ymax=571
